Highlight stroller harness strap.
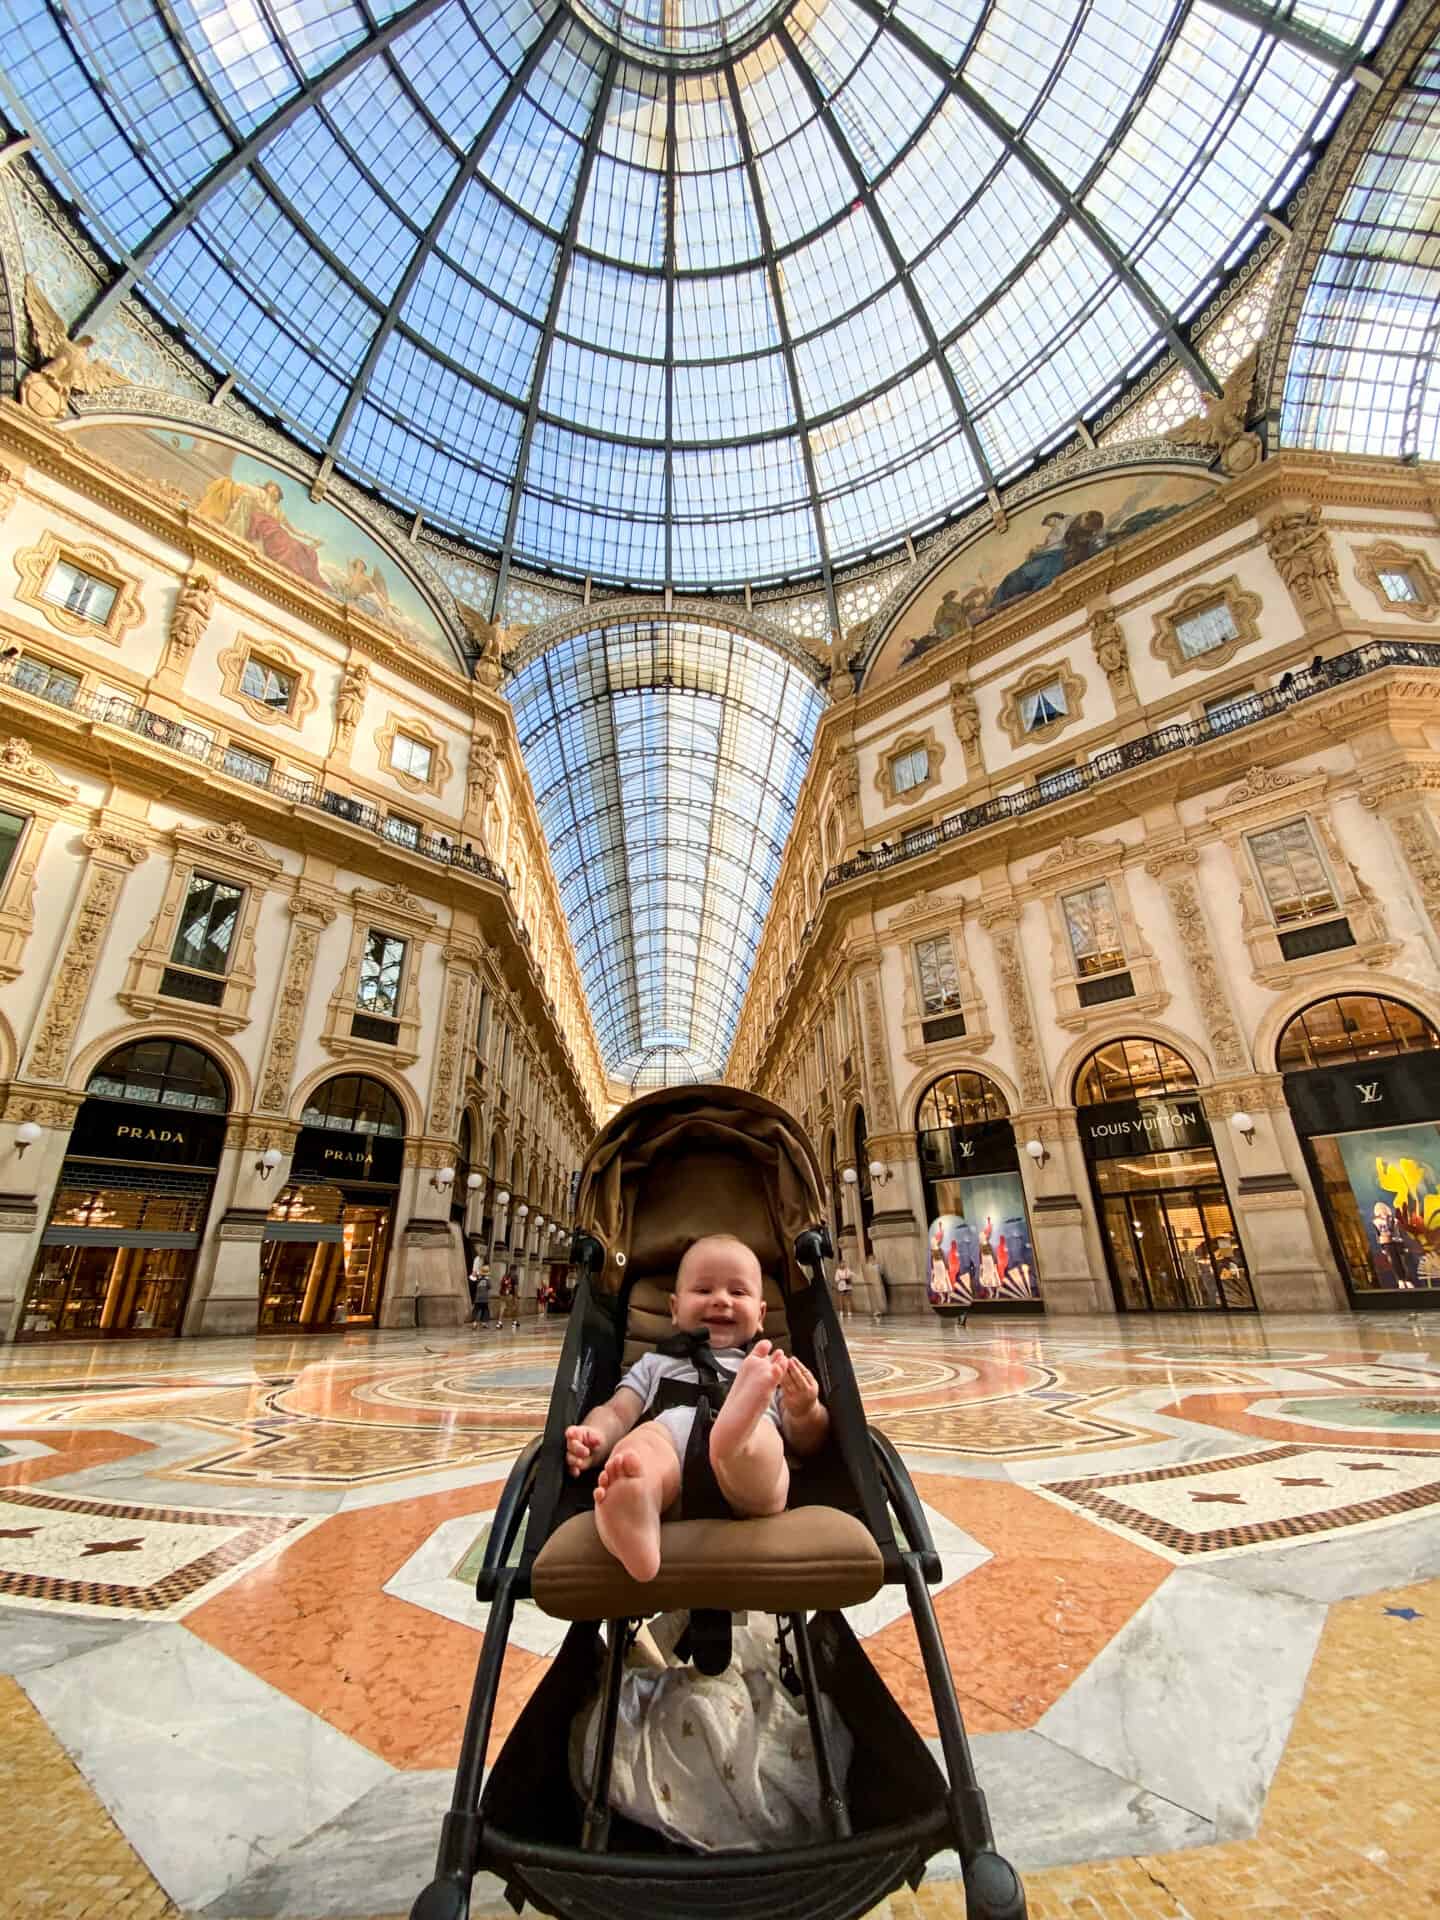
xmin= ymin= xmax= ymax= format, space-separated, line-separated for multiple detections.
xmin=639 ymin=1329 xmax=761 ymax=1521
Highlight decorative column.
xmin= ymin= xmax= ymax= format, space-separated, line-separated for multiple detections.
xmin=1143 ymin=847 xmax=1249 ymax=1078
xmin=977 ymin=905 xmax=1052 ymax=1110
xmin=389 ymin=939 xmax=480 ymax=1329
xmin=1360 ymin=769 xmax=1440 ymax=964
xmin=1203 ymin=1077 xmax=1345 ymax=1312
xmin=25 ymin=817 xmax=149 ymax=1082
xmin=1010 ymin=1107 xmax=1115 ymax=1315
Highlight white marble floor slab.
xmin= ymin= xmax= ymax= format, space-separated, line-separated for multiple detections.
xmin=1038 ymin=1568 xmax=1325 ymax=1840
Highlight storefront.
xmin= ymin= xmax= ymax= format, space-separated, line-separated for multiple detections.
xmin=20 ymin=1040 xmax=229 ymax=1341
xmin=916 ymin=1070 xmax=1042 ymax=1309
xmin=1076 ymin=1038 xmax=1254 ymax=1312
xmin=259 ymin=1075 xmax=404 ymax=1331
xmin=1278 ymin=994 xmax=1440 ymax=1307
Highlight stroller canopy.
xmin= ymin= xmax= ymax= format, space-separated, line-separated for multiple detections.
xmin=573 ymin=1085 xmax=825 ymax=1299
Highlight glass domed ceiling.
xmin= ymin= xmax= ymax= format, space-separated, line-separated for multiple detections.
xmin=8 ymin=0 xmax=1390 ymax=595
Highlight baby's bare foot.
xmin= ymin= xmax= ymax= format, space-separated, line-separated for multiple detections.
xmin=594 ymin=1450 xmax=663 ymax=1582
xmin=711 ymin=1340 xmax=787 ymax=1459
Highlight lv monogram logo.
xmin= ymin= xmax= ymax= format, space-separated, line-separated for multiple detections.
xmin=1355 ymin=1081 xmax=1382 ymax=1105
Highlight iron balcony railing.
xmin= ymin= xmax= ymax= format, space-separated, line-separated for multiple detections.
xmin=816 ymin=638 xmax=1440 ymax=908
xmin=1 ymin=656 xmax=510 ymax=889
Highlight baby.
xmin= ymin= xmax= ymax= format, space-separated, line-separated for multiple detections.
xmin=564 ymin=1234 xmax=830 ymax=1583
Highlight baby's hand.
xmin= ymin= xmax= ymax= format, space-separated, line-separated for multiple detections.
xmin=564 ymin=1424 xmax=604 ymax=1476
xmin=780 ymin=1357 xmax=820 ymax=1415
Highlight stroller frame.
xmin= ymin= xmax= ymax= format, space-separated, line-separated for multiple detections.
xmin=412 ymin=1093 xmax=1026 ymax=1920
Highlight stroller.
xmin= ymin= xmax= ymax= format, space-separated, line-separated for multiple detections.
xmin=412 ymin=1086 xmax=1026 ymax=1920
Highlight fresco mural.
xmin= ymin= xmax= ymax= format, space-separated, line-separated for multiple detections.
xmin=68 ymin=423 xmax=450 ymax=659
xmin=867 ymin=467 xmax=1216 ymax=691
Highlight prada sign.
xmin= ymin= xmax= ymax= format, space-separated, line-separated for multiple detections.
xmin=291 ymin=1126 xmax=403 ymax=1187
xmin=1283 ymin=1050 xmax=1440 ymax=1139
xmin=1080 ymin=1097 xmax=1212 ymax=1162
xmin=69 ymin=1099 xmax=227 ymax=1168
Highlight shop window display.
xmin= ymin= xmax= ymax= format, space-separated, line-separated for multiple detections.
xmin=915 ymin=1071 xmax=1041 ymax=1309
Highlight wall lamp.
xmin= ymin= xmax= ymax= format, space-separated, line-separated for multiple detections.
xmin=496 ymin=1189 xmax=510 ymax=1207
xmin=14 ymin=1120 xmax=42 ymax=1157
xmin=430 ymin=1165 xmax=455 ymax=1193
xmin=256 ymin=1145 xmax=284 ymax=1181
xmin=466 ymin=1172 xmax=483 ymax=1193
xmin=842 ymin=1166 xmax=858 ymax=1185
xmin=516 ymin=1202 xmax=530 ymax=1219
xmin=868 ymin=1159 xmax=891 ymax=1186
xmin=1230 ymin=1110 xmax=1257 ymax=1147
xmin=1024 ymin=1138 xmax=1049 ymax=1169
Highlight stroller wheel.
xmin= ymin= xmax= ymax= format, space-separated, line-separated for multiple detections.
xmin=962 ymin=1850 xmax=1027 ymax=1919
xmin=409 ymin=1877 xmax=469 ymax=1920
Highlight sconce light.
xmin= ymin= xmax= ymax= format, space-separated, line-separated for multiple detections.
xmin=256 ymin=1145 xmax=284 ymax=1181
xmin=496 ymin=1189 xmax=510 ymax=1208
xmin=842 ymin=1166 xmax=858 ymax=1186
xmin=430 ymin=1165 xmax=456 ymax=1192
xmin=517 ymin=1202 xmax=530 ymax=1219
xmin=466 ymin=1172 xmax=483 ymax=1192
xmin=14 ymin=1120 xmax=42 ymax=1157
xmin=1024 ymin=1138 xmax=1049 ymax=1169
xmin=868 ymin=1158 xmax=891 ymax=1186
xmin=534 ymin=1214 xmax=545 ymax=1231
xmin=1230 ymin=1110 xmax=1256 ymax=1146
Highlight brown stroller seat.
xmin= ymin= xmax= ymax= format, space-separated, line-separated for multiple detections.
xmin=410 ymin=1086 xmax=1026 ymax=1920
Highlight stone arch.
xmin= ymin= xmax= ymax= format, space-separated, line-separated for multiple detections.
xmin=898 ymin=1058 xmax=1021 ymax=1133
xmin=1254 ymin=969 xmax=1440 ymax=1076
xmin=503 ymin=602 xmax=828 ymax=686
xmin=1055 ymin=1019 xmax=1215 ymax=1108
xmin=288 ymin=1060 xmax=422 ymax=1137
xmin=0 ymin=1008 xmax=17 ymax=1083
xmin=68 ymin=1022 xmax=252 ymax=1111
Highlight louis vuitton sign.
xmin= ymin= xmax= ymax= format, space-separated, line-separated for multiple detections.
xmin=1079 ymin=1097 xmax=1213 ymax=1162
xmin=1282 ymin=1050 xmax=1440 ymax=1139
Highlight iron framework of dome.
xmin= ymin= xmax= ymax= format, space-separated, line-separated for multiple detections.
xmin=5 ymin=0 xmax=1399 ymax=601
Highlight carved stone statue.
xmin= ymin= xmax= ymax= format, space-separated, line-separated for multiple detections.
xmin=949 ymin=678 xmax=981 ymax=758
xmin=20 ymin=280 xmax=129 ymax=421
xmin=1262 ymin=505 xmax=1342 ymax=616
xmin=334 ymin=661 xmax=369 ymax=749
xmin=167 ymin=568 xmax=214 ymax=668
xmin=1088 ymin=604 xmax=1134 ymax=702
xmin=467 ymin=731 xmax=499 ymax=815
xmin=833 ymin=747 xmax=861 ymax=815
xmin=1165 ymin=348 xmax=1262 ymax=476
xmin=460 ymin=607 xmax=507 ymax=689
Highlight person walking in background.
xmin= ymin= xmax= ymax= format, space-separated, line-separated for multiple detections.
xmin=833 ymin=1256 xmax=855 ymax=1320
xmin=862 ymin=1251 xmax=887 ymax=1325
xmin=497 ymin=1263 xmax=520 ymax=1329
xmin=468 ymin=1255 xmax=491 ymax=1327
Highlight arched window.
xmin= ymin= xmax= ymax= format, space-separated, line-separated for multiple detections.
xmin=1075 ymin=1038 xmax=1197 ymax=1105
xmin=301 ymin=1074 xmax=404 ymax=1137
xmin=1276 ymin=995 xmax=1439 ymax=1071
xmin=917 ymin=1071 xmax=1009 ymax=1132
xmin=86 ymin=1039 xmax=229 ymax=1113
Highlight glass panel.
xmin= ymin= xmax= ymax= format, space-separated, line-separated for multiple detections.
xmin=1076 ymin=1037 xmax=1198 ymax=1103
xmin=1377 ymin=567 xmax=1421 ymax=602
xmin=300 ymin=1074 xmax=405 ymax=1136
xmin=222 ymin=744 xmax=274 ymax=786
xmin=914 ymin=934 xmax=961 ymax=1016
xmin=1162 ymin=1195 xmax=1223 ymax=1309
xmin=1130 ymin=1192 xmax=1184 ymax=1309
xmin=1173 ymin=600 xmax=1238 ymax=657
xmin=1020 ymin=679 xmax=1067 ymax=731
xmin=891 ymin=745 xmax=929 ymax=793
xmin=41 ymin=559 xmax=117 ymax=625
xmin=917 ymin=1070 xmax=1008 ymax=1131
xmin=1101 ymin=1197 xmax=1147 ymax=1310
xmin=1200 ymin=1194 xmax=1254 ymax=1308
xmin=170 ymin=873 xmax=244 ymax=974
xmin=1325 ymin=1121 xmax=1440 ymax=1293
xmin=391 ymin=733 xmax=433 ymax=781
xmin=1276 ymin=994 xmax=1440 ymax=1069
xmin=0 ymin=808 xmax=27 ymax=890
xmin=1061 ymin=883 xmax=1125 ymax=977
xmin=15 ymin=656 xmax=82 ymax=704
xmin=85 ymin=1039 xmax=228 ymax=1111
xmin=240 ymin=655 xmax=295 ymax=709
xmin=1247 ymin=820 xmax=1337 ymax=924
xmin=358 ymin=929 xmax=406 ymax=1016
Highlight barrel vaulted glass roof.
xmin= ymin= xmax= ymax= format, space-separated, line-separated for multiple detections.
xmin=6 ymin=0 xmax=1398 ymax=598
xmin=506 ymin=622 xmax=825 ymax=1083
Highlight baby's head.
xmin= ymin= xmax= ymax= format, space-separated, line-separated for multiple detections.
xmin=671 ymin=1234 xmax=766 ymax=1346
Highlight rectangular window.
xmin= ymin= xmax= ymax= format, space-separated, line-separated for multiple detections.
xmin=383 ymin=813 xmax=420 ymax=849
xmin=1020 ymin=679 xmax=1067 ymax=731
xmin=476 ymin=985 xmax=492 ymax=1062
xmin=41 ymin=558 xmax=117 ymax=627
xmin=358 ymin=929 xmax=407 ymax=1017
xmin=240 ymin=655 xmax=296 ymax=711
xmin=1247 ymin=820 xmax=1338 ymax=925
xmin=1062 ymin=883 xmax=1126 ymax=978
xmin=0 ymin=808 xmax=27 ymax=890
xmin=1174 ymin=600 xmax=1239 ymax=658
xmin=914 ymin=933 xmax=963 ymax=1016
xmin=221 ymin=743 xmax=274 ymax=787
xmin=1378 ymin=566 xmax=1421 ymax=604
xmin=499 ymin=1020 xmax=513 ymax=1086
xmin=391 ymin=732 xmax=434 ymax=782
xmin=169 ymin=872 xmax=244 ymax=976
xmin=890 ymin=745 xmax=929 ymax=794
xmin=14 ymin=654 xmax=82 ymax=706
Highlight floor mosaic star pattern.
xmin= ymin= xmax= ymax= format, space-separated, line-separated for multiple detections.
xmin=0 ymin=1312 xmax=1438 ymax=1918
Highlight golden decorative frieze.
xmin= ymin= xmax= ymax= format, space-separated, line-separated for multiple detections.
xmin=26 ymin=861 xmax=126 ymax=1081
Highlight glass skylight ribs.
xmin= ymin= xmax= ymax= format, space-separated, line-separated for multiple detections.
xmin=172 ymin=0 xmax=297 ymax=131
xmin=1022 ymin=0 xmax=1168 ymax=192
xmin=557 ymin=255 xmax=667 ymax=358
xmin=437 ymin=182 xmax=560 ymax=317
xmin=325 ymin=68 xmax=455 ymax=215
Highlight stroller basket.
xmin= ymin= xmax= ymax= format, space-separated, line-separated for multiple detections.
xmin=411 ymin=1086 xmax=1026 ymax=1920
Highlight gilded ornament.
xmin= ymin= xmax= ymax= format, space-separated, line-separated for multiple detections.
xmin=20 ymin=279 xmax=131 ymax=420
xmin=1164 ymin=348 xmax=1262 ymax=476
xmin=27 ymin=865 xmax=124 ymax=1080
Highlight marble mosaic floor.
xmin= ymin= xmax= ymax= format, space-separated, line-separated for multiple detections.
xmin=1 ymin=1310 xmax=1437 ymax=1917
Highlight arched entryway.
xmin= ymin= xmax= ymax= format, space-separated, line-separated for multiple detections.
xmin=20 ymin=1039 xmax=230 ymax=1341
xmin=916 ymin=1070 xmax=1042 ymax=1308
xmin=260 ymin=1075 xmax=405 ymax=1331
xmin=1277 ymin=993 xmax=1440 ymax=1305
xmin=1075 ymin=1037 xmax=1253 ymax=1312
